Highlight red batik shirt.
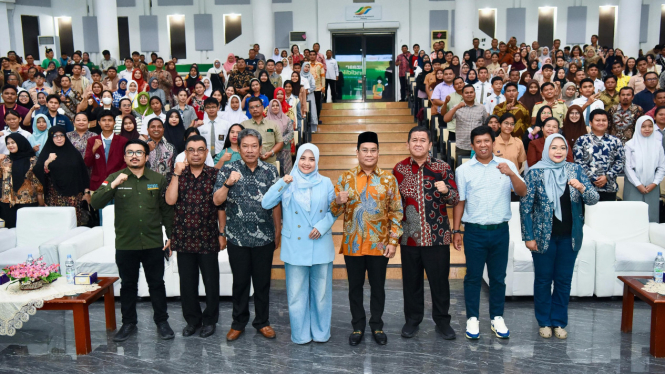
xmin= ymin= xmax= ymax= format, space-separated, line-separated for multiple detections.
xmin=393 ymin=157 xmax=459 ymax=246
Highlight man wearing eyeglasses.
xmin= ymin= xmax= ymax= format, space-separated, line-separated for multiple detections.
xmin=164 ymin=135 xmax=222 ymax=338
xmin=91 ymin=138 xmax=175 ymax=342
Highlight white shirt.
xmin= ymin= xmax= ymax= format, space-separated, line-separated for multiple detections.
xmin=473 ymin=81 xmax=493 ymax=105
xmin=174 ymin=151 xmax=215 ymax=167
xmin=101 ymin=132 xmax=114 ymax=149
xmin=593 ymin=78 xmax=605 ymax=93
xmin=325 ymin=59 xmax=339 ymax=80
xmin=118 ymin=69 xmax=134 ymax=82
xmin=484 ymin=92 xmax=505 ymax=115
xmin=197 ymin=116 xmax=231 ymax=157
xmin=0 ymin=128 xmax=31 ymax=155
xmin=571 ymin=97 xmax=605 ymax=126
xmin=140 ymin=112 xmax=167 ymax=135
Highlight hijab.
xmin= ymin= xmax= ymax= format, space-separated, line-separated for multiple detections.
xmin=135 ymin=91 xmax=153 ymax=116
xmin=271 ymin=49 xmax=282 ymax=61
xmin=273 ymin=87 xmax=290 ymax=113
xmin=165 ymin=62 xmax=179 ymax=82
xmin=6 ymin=133 xmax=35 ymax=193
xmin=28 ymin=114 xmax=51 ymax=156
xmin=561 ymin=82 xmax=578 ymax=107
xmin=280 ymin=58 xmax=293 ymax=83
xmin=553 ymin=68 xmax=568 ymax=87
xmin=116 ymin=78 xmax=128 ymax=96
xmin=256 ymin=70 xmax=274 ymax=100
xmin=282 ymin=143 xmax=323 ymax=211
xmin=530 ymin=133 xmax=569 ymax=220
xmin=45 ymin=62 xmax=58 ymax=85
xmin=290 ymin=72 xmax=302 ymax=96
xmin=519 ymin=80 xmax=543 ymax=115
xmin=511 ymin=54 xmax=526 ymax=71
xmin=34 ymin=126 xmax=89 ymax=197
xmin=148 ymin=77 xmax=161 ymax=93
xmin=127 ymin=80 xmax=139 ymax=101
xmin=539 ymin=47 xmax=551 ymax=64
xmin=300 ymin=62 xmax=314 ymax=89
xmin=17 ymin=91 xmax=34 ymax=111
xmin=265 ymin=99 xmax=290 ymax=134
xmin=562 ymin=105 xmax=587 ymax=148
xmin=223 ymin=95 xmax=249 ymax=123
xmin=202 ymin=78 xmax=213 ymax=97
xmin=527 ymin=59 xmax=540 ymax=77
xmin=132 ymin=68 xmax=147 ymax=91
xmin=185 ymin=66 xmax=200 ymax=90
xmin=208 ymin=60 xmax=225 ymax=92
xmin=120 ymin=115 xmax=140 ymax=140
xmin=163 ymin=109 xmax=187 ymax=153
xmin=223 ymin=53 xmax=236 ymax=72
xmin=626 ymin=116 xmax=662 ymax=186
xmin=465 ymin=69 xmax=479 ymax=85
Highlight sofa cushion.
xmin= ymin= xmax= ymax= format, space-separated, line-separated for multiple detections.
xmin=615 ymin=242 xmax=665 ymax=272
xmin=16 ymin=207 xmax=77 ymax=247
xmin=585 ymin=202 xmax=650 ymax=243
xmin=0 ymin=246 xmax=39 ymax=269
xmin=76 ymin=246 xmax=119 ymax=275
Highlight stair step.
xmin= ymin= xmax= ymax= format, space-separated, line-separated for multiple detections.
xmin=320 ymin=109 xmax=412 ymax=117
xmin=312 ymin=132 xmax=409 ymax=143
xmin=319 ymin=155 xmax=407 ymax=170
xmin=319 ymin=115 xmax=414 ymax=124
xmin=317 ymin=124 xmax=415 ymax=133
xmin=322 ymin=102 xmax=409 ymax=110
xmin=318 ymin=142 xmax=410 ymax=155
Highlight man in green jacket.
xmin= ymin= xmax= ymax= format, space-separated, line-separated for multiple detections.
xmin=91 ymin=138 xmax=175 ymax=342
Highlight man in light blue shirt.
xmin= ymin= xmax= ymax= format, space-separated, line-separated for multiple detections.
xmin=431 ymin=67 xmax=456 ymax=114
xmin=452 ymin=125 xmax=526 ymax=341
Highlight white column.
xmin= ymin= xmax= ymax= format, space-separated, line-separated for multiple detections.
xmin=94 ymin=0 xmax=120 ymax=60
xmin=251 ymin=0 xmax=274 ymax=53
xmin=454 ymin=0 xmax=475 ymax=56
xmin=0 ymin=2 xmax=11 ymax=57
xmin=616 ymin=0 xmax=640 ymax=59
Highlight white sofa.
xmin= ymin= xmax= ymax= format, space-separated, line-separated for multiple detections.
xmin=483 ymin=202 xmax=597 ymax=296
xmin=585 ymin=201 xmax=665 ymax=297
xmin=58 ymin=206 xmax=234 ymax=297
xmin=0 ymin=207 xmax=90 ymax=270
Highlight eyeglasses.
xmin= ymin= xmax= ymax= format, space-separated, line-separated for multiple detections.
xmin=569 ymin=112 xmax=581 ymax=116
xmin=186 ymin=147 xmax=207 ymax=154
xmin=646 ymin=78 xmax=658 ymax=82
xmin=52 ymin=134 xmax=65 ymax=139
xmin=125 ymin=150 xmax=145 ymax=156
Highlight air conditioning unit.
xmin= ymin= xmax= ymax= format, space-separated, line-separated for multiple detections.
xmin=38 ymin=36 xmax=60 ymax=62
xmin=289 ymin=31 xmax=307 ymax=50
xmin=431 ymin=30 xmax=448 ymax=52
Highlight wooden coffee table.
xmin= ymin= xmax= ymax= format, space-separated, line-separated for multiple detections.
xmin=619 ymin=276 xmax=665 ymax=358
xmin=39 ymin=277 xmax=118 ymax=355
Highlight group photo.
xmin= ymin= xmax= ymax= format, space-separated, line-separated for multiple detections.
xmin=1 ymin=0 xmax=665 ymax=372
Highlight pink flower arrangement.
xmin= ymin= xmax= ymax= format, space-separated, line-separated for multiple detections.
xmin=3 ymin=256 xmax=61 ymax=286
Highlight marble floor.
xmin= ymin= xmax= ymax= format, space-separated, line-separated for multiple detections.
xmin=0 ymin=280 xmax=664 ymax=374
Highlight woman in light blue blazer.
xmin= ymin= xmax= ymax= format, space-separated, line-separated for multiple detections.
xmin=262 ymin=143 xmax=336 ymax=344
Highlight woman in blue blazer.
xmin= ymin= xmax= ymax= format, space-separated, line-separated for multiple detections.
xmin=520 ymin=134 xmax=599 ymax=340
xmin=262 ymin=143 xmax=336 ymax=344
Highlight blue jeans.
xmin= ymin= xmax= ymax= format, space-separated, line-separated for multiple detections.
xmin=463 ymin=224 xmax=509 ymax=319
xmin=531 ymin=235 xmax=578 ymax=328
xmin=284 ymin=262 xmax=333 ymax=344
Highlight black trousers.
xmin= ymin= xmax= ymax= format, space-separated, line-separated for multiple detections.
xmin=178 ymin=251 xmax=220 ymax=326
xmin=401 ymin=245 xmax=451 ymax=329
xmin=0 ymin=202 xmax=38 ymax=228
xmin=599 ymin=191 xmax=617 ymax=201
xmin=314 ymin=91 xmax=322 ymax=120
xmin=344 ymin=255 xmax=389 ymax=332
xmin=325 ymin=79 xmax=337 ymax=103
xmin=399 ymin=76 xmax=408 ymax=100
xmin=115 ymin=247 xmax=168 ymax=325
xmin=227 ymin=242 xmax=275 ymax=331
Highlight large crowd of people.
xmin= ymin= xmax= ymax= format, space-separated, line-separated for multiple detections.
xmin=0 ymin=35 xmax=664 ymax=345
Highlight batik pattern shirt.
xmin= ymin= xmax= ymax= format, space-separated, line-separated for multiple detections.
xmin=67 ymin=130 xmax=96 ymax=158
xmin=393 ymin=157 xmax=459 ymax=247
xmin=147 ymin=138 xmax=176 ymax=177
xmin=492 ymin=102 xmax=530 ymax=138
xmin=573 ymin=133 xmax=626 ymax=193
xmin=214 ymin=159 xmax=279 ymax=247
xmin=60 ymin=90 xmax=82 ymax=122
xmin=607 ymin=104 xmax=644 ymax=145
xmin=331 ymin=165 xmax=403 ymax=256
xmin=0 ymin=157 xmax=43 ymax=206
xmin=227 ymin=70 xmax=255 ymax=92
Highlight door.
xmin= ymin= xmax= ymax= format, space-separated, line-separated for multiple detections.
xmin=333 ymin=33 xmax=394 ymax=102
xmin=21 ymin=16 xmax=40 ymax=59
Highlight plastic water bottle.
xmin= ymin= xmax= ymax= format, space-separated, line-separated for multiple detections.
xmin=654 ymin=252 xmax=665 ymax=283
xmin=65 ymin=255 xmax=76 ymax=284
xmin=26 ymin=254 xmax=34 ymax=265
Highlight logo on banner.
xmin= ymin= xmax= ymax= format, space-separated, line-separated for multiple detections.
xmin=355 ymin=6 xmax=372 ymax=15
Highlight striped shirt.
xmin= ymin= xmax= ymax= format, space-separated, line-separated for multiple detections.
xmin=455 ymin=155 xmax=522 ymax=225
xmin=451 ymin=103 xmax=488 ymax=151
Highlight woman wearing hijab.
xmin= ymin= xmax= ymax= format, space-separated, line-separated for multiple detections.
xmin=17 ymin=91 xmax=34 ymax=111
xmin=185 ymin=66 xmax=201 ymax=91
xmin=261 ymin=144 xmax=335 ymax=344
xmin=147 ymin=77 xmax=166 ymax=104
xmin=561 ymin=82 xmax=578 ymax=107
xmin=132 ymin=68 xmax=148 ymax=92
xmin=300 ymin=62 xmax=318 ymax=130
xmin=223 ymin=95 xmax=249 ymax=124
xmin=208 ymin=59 xmax=227 ymax=92
xmin=134 ymin=91 xmax=153 ymax=117
xmin=527 ymin=59 xmax=540 ymax=78
xmin=34 ymin=126 xmax=90 ymax=226
xmin=112 ymin=78 xmax=128 ymax=107
xmin=28 ymin=114 xmax=50 ymax=156
xmin=119 ymin=115 xmax=140 ymax=141
xmin=553 ymin=68 xmax=568 ymax=88
xmin=524 ymin=105 xmax=552 ymax=152
xmin=241 ymin=79 xmax=269 ymax=118
xmin=520 ymin=133 xmax=599 ymax=340
xmin=280 ymin=58 xmax=293 ymax=83
xmin=126 ymin=80 xmax=139 ymax=105
xmin=416 ymin=61 xmax=433 ymax=100
xmin=257 ymin=70 xmax=275 ymax=100
xmin=560 ymin=105 xmax=586 ymax=148
xmin=623 ymin=116 xmax=665 ymax=222
xmin=519 ymin=80 xmax=544 ymax=117
xmin=163 ymin=109 xmax=187 ymax=154
xmin=45 ymin=61 xmax=58 ymax=86
xmin=527 ymin=118 xmax=574 ymax=167
xmin=223 ymin=53 xmax=236 ymax=76
xmin=511 ymin=53 xmax=527 ymax=72
xmin=266 ymin=99 xmax=294 ymax=175
xmin=538 ymin=47 xmax=552 ymax=65
xmin=465 ymin=69 xmax=479 ymax=85
xmin=165 ymin=60 xmax=179 ymax=83
xmin=0 ymin=133 xmax=43 ymax=228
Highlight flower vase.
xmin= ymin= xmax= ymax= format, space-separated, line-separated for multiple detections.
xmin=19 ymin=280 xmax=44 ymax=291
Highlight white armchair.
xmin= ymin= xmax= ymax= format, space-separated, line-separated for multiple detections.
xmin=0 ymin=207 xmax=90 ymax=270
xmin=484 ymin=202 xmax=596 ymax=296
xmin=585 ymin=201 xmax=665 ymax=297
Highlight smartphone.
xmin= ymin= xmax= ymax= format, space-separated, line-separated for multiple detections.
xmin=164 ymin=240 xmax=170 ymax=262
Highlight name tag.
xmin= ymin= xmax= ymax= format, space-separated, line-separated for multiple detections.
xmin=147 ymin=184 xmax=159 ymax=190
xmin=218 ymin=134 xmax=225 ymax=141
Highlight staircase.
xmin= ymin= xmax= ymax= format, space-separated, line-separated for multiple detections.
xmin=271 ymin=101 xmax=466 ymax=280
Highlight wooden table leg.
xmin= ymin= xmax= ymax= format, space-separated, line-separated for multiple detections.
xmin=72 ymin=304 xmax=92 ymax=355
xmin=104 ymin=285 xmax=117 ymax=331
xmin=621 ymin=282 xmax=635 ymax=333
xmin=651 ymin=304 xmax=665 ymax=357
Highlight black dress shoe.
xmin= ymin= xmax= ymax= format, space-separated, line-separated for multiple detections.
xmin=372 ymin=330 xmax=388 ymax=345
xmin=182 ymin=324 xmax=199 ymax=337
xmin=349 ymin=330 xmax=364 ymax=346
xmin=200 ymin=324 xmax=216 ymax=338
xmin=401 ymin=324 xmax=419 ymax=338
xmin=436 ymin=324 xmax=457 ymax=340
xmin=113 ymin=323 xmax=137 ymax=342
xmin=157 ymin=321 xmax=175 ymax=340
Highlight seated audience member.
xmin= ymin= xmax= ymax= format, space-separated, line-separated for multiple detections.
xmin=607 ymin=87 xmax=644 ymax=145
xmin=527 ymin=118 xmax=573 ymax=167
xmin=573 ymin=109 xmax=625 ymax=201
xmin=623 ymin=116 xmax=665 ymax=222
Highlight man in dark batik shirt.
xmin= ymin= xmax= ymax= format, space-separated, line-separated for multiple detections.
xmin=393 ymin=126 xmax=459 ymax=340
xmin=213 ymin=128 xmax=281 ymax=342
xmin=226 ymin=58 xmax=255 ymax=97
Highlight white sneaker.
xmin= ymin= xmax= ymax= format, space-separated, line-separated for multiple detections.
xmin=490 ymin=316 xmax=510 ymax=338
xmin=466 ymin=317 xmax=480 ymax=339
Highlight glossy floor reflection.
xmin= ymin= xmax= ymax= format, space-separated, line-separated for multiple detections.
xmin=1 ymin=280 xmax=664 ymax=373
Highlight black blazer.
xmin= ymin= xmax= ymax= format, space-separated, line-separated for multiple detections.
xmin=465 ymin=48 xmax=485 ymax=64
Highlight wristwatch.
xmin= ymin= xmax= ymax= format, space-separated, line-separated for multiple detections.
xmin=219 ymin=232 xmax=226 ymax=237
xmin=224 ymin=182 xmax=233 ymax=189
xmin=451 ymin=230 xmax=462 ymax=235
